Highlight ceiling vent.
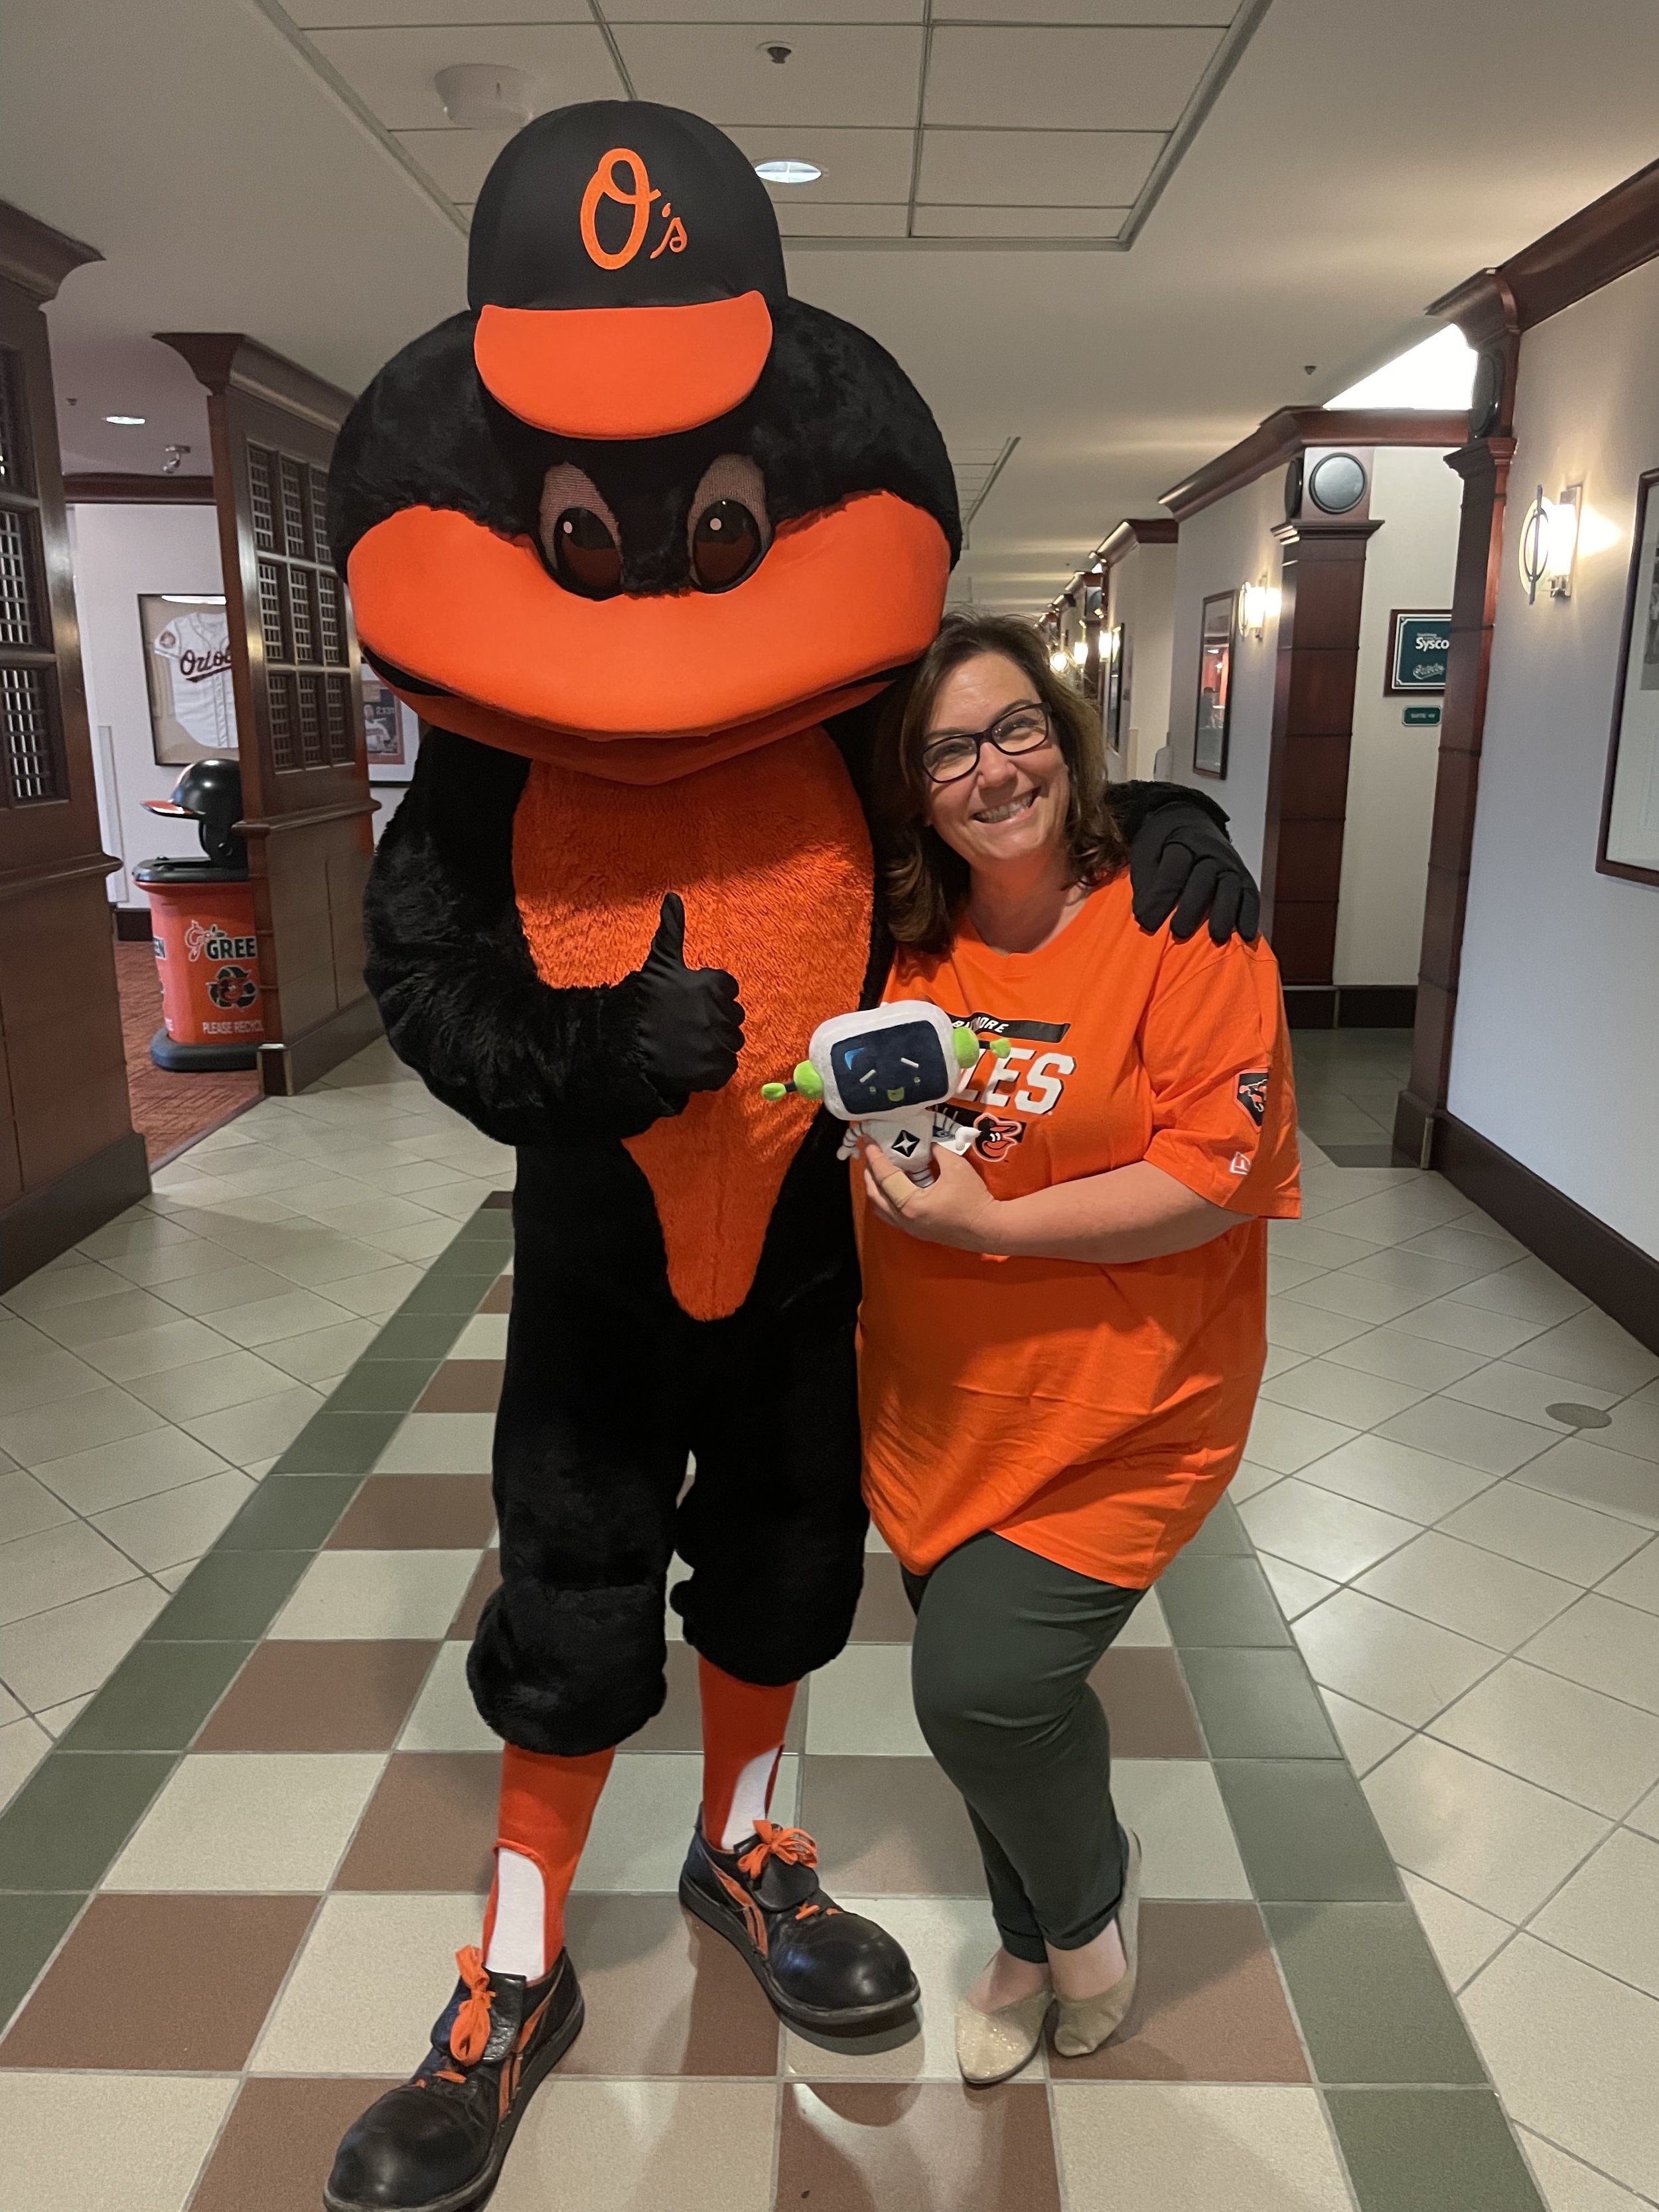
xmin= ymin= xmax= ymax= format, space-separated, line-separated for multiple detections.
xmin=434 ymin=64 xmax=538 ymax=129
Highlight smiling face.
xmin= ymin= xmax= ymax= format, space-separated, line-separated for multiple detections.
xmin=330 ymin=299 xmax=959 ymax=758
xmin=921 ymin=652 xmax=1072 ymax=879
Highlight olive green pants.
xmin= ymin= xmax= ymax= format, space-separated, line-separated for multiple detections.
xmin=903 ymin=1531 xmax=1143 ymax=1963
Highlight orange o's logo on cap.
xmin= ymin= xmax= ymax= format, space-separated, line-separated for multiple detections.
xmin=579 ymin=147 xmax=689 ymax=269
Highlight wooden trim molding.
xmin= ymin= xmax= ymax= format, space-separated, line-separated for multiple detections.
xmin=1435 ymin=1113 xmax=1659 ymax=1359
xmin=0 ymin=200 xmax=102 ymax=303
xmin=1096 ymin=516 xmax=1179 ymax=567
xmin=1161 ymin=409 xmax=1470 ymax=524
xmin=1431 ymin=155 xmax=1659 ymax=340
xmin=0 ymin=1131 xmax=149 ymax=1297
xmin=64 ymin=472 xmax=216 ymax=505
xmin=257 ymin=992 xmax=383 ymax=1098
xmin=154 ymin=332 xmax=356 ymax=435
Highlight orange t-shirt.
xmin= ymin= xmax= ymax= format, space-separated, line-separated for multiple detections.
xmin=855 ymin=873 xmax=1301 ymax=1587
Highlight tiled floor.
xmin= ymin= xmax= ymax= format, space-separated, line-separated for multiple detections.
xmin=1 ymin=1033 xmax=1656 ymax=2209
xmin=113 ymin=938 xmax=260 ymax=1165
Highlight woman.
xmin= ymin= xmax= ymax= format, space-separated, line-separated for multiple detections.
xmin=855 ymin=612 xmax=1299 ymax=2085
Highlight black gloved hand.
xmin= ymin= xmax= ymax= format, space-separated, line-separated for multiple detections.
xmin=1128 ymin=800 xmax=1261 ymax=946
xmin=630 ymin=891 xmax=745 ymax=1096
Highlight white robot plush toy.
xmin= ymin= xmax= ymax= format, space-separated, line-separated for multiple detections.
xmin=762 ymin=1001 xmax=1009 ymax=1187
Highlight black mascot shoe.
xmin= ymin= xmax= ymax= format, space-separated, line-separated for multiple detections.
xmin=680 ymin=1816 xmax=919 ymax=2031
xmin=323 ymin=1945 xmax=583 ymax=2212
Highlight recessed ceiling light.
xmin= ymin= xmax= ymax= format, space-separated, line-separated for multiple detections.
xmin=755 ymin=160 xmax=822 ymax=185
xmin=106 ymin=413 xmax=147 ymax=425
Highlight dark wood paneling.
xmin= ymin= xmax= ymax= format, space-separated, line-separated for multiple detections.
xmin=1265 ymin=901 xmax=1338 ymax=984
xmin=1161 ymin=409 xmax=1469 ymax=523
xmin=1435 ymin=1112 xmax=1659 ymax=1358
xmin=1336 ymin=985 xmax=1417 ymax=1027
xmin=1433 ymin=157 xmax=1659 ymax=342
xmin=0 ymin=200 xmax=145 ymax=1272
xmin=1283 ymin=651 xmax=1363 ymax=739
xmin=1270 ymin=816 xmax=1346 ymax=903
xmin=1097 ymin=516 xmax=1179 ymax=565
xmin=63 ymin=473 xmax=215 ymax=504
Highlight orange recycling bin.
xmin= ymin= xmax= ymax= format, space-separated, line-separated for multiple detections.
xmin=133 ymin=868 xmax=265 ymax=1071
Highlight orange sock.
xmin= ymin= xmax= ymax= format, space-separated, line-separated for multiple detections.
xmin=482 ymin=1743 xmax=614 ymax=1978
xmin=699 ymin=1656 xmax=798 ymax=1851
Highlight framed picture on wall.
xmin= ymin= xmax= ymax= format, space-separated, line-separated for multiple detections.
xmin=1599 ymin=467 xmax=1659 ymax=885
xmin=362 ymin=668 xmax=419 ymax=785
xmin=1193 ymin=592 xmax=1234 ymax=777
xmin=139 ymin=593 xmax=237 ymax=765
xmin=1103 ymin=624 xmax=1126 ymax=751
xmin=1386 ymin=608 xmax=1453 ymax=694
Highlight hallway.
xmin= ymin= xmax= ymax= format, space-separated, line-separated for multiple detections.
xmin=1 ymin=1042 xmax=1656 ymax=2211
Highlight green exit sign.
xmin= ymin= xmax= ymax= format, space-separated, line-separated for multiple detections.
xmin=1403 ymin=705 xmax=1441 ymax=726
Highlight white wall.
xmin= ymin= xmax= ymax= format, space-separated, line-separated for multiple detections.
xmin=1336 ymin=445 xmax=1463 ymax=985
xmin=1449 ymin=257 xmax=1659 ymax=1259
xmin=68 ymin=502 xmax=224 ymax=905
xmin=1167 ymin=471 xmax=1285 ymax=881
xmin=1108 ymin=540 xmax=1177 ymax=784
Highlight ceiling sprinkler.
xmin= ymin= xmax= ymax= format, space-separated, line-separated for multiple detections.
xmin=434 ymin=64 xmax=538 ymax=128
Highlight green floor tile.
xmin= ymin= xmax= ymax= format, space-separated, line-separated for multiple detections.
xmin=272 ymin=1410 xmax=403 ymax=1475
xmin=1181 ymin=1495 xmax=1255 ymax=1555
xmin=0 ymin=1753 xmax=173 ymax=1891
xmin=0 ymin=1891 xmax=85 ymax=2032
xmin=1326 ymin=2089 xmax=1546 ymax=2212
xmin=1182 ymin=1647 xmax=1342 ymax=1757
xmin=325 ymin=1359 xmax=441 ymax=1414
xmin=144 ymin=1550 xmax=312 ymax=1641
xmin=367 ymin=1313 xmax=476 ymax=1361
xmin=1157 ymin=1554 xmax=1292 ymax=1647
xmin=396 ymin=1275 xmax=502 ymax=1317
xmin=1214 ymin=1760 xmax=1402 ymax=1901
xmin=1265 ymin=1904 xmax=1486 ymax=2084
xmin=56 ymin=1639 xmax=253 ymax=1753
xmin=217 ymin=1475 xmax=360 ymax=1551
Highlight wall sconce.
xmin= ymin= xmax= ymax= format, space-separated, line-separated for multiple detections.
xmin=1238 ymin=579 xmax=1272 ymax=638
xmin=1048 ymin=646 xmax=1070 ymax=676
xmin=1070 ymin=637 xmax=1088 ymax=668
xmin=1519 ymin=483 xmax=1583 ymax=602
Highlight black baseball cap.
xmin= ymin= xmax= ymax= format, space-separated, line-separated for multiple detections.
xmin=468 ymin=100 xmax=788 ymax=441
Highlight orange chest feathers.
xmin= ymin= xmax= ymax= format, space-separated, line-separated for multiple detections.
xmin=511 ymin=727 xmax=874 ymax=1320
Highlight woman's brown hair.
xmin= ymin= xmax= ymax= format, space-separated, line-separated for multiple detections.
xmin=872 ymin=612 xmax=1125 ymax=952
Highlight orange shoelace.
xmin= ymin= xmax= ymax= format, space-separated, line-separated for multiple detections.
xmin=737 ymin=1822 xmax=839 ymax=1922
xmin=447 ymin=1945 xmax=495 ymax=2067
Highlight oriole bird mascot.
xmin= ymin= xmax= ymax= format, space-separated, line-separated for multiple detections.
xmin=324 ymin=99 xmax=1257 ymax=2212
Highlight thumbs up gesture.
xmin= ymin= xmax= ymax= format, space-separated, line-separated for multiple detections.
xmin=630 ymin=893 xmax=745 ymax=1098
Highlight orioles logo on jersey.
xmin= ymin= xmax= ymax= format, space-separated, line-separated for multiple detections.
xmin=972 ymin=1114 xmax=1025 ymax=1163
xmin=1236 ymin=1069 xmax=1269 ymax=1127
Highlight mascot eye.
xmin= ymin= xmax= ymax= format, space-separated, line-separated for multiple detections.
xmin=551 ymin=507 xmax=622 ymax=598
xmin=690 ymin=500 xmax=762 ymax=592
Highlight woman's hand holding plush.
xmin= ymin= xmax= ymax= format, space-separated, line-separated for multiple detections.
xmin=859 ymin=1136 xmax=1003 ymax=1250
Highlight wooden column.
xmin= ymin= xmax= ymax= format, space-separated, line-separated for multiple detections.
xmin=157 ymin=334 xmax=378 ymax=1097
xmin=0 ymin=202 xmax=148 ymax=1293
xmin=1260 ymin=518 xmax=1380 ymax=1025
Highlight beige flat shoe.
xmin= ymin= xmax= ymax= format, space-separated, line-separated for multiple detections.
xmin=1052 ymin=1828 xmax=1143 ymax=2059
xmin=955 ymin=1974 xmax=1053 ymax=2087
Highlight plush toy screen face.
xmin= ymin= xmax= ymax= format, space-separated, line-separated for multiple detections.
xmin=831 ymin=1020 xmax=950 ymax=1116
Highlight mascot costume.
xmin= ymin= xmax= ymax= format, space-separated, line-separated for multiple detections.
xmin=323 ymin=100 xmax=1256 ymax=2212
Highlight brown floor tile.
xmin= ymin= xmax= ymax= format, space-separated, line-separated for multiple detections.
xmin=190 ymin=2076 xmax=402 ymax=2212
xmin=196 ymin=1641 xmax=439 ymax=1752
xmin=1050 ymin=1902 xmax=1309 ymax=2083
xmin=479 ymin=1276 xmax=513 ymax=1313
xmin=327 ymin=1474 xmax=498 ymax=1550
xmin=450 ymin=1551 xmax=502 ymax=1639
xmin=620 ymin=1643 xmax=807 ymax=1753
xmin=776 ymin=2082 xmax=1061 ymax=2211
xmin=850 ymin=1554 xmax=916 ymax=1642
xmin=800 ymin=1756 xmax=985 ymax=1895
xmin=334 ymin=1750 xmax=498 ymax=1893
xmin=1089 ymin=1648 xmax=1206 ymax=1759
xmin=0 ymin=1893 xmax=315 ymax=2071
xmin=560 ymin=1893 xmax=778 ymax=2077
xmin=417 ymin=1360 xmax=506 ymax=1413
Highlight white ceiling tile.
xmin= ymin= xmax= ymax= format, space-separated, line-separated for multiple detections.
xmin=726 ymin=125 xmax=914 ymax=202
xmin=937 ymin=0 xmax=1236 ymax=21
xmin=607 ymin=0 xmax=922 ymax=17
xmin=924 ymin=25 xmax=1222 ymax=130
xmin=292 ymin=0 xmax=590 ymax=23
xmin=918 ymin=127 xmax=1161 ymax=206
xmin=776 ymin=203 xmax=909 ymax=236
xmin=311 ymin=25 xmax=622 ymax=131
xmin=914 ymin=204 xmax=1130 ymax=237
xmin=393 ymin=126 xmax=522 ymax=200
xmin=614 ymin=25 xmax=924 ymax=129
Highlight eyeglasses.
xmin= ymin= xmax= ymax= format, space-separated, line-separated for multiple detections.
xmin=920 ymin=702 xmax=1053 ymax=786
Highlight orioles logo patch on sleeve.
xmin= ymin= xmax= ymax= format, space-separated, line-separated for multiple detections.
xmin=1236 ymin=1070 xmax=1269 ymax=1127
